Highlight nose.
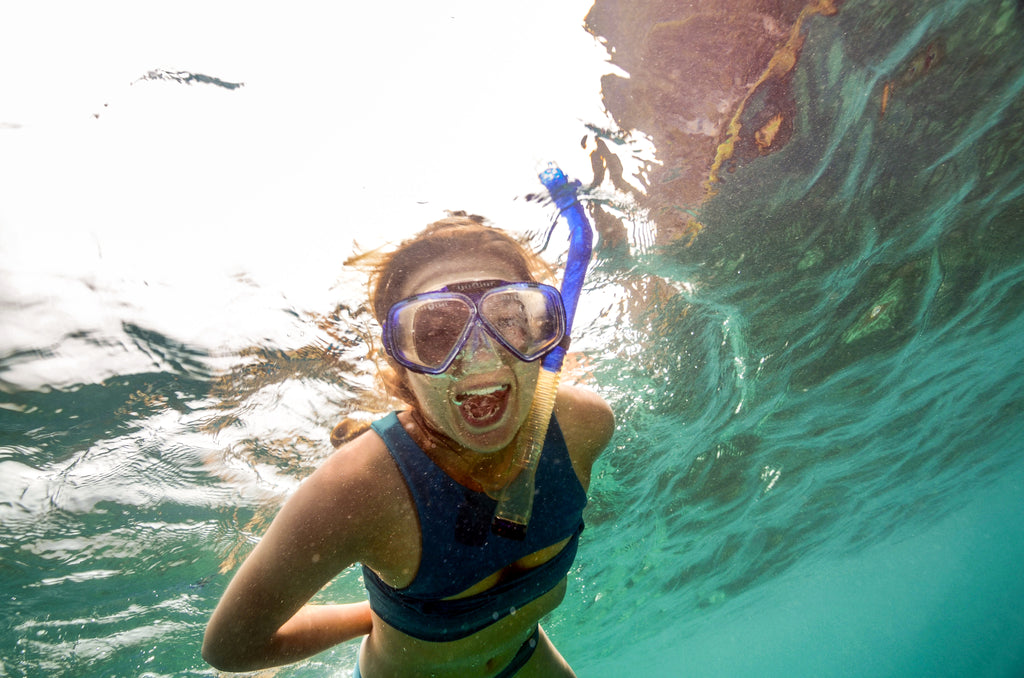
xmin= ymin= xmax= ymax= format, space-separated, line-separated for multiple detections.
xmin=454 ymin=321 xmax=502 ymax=370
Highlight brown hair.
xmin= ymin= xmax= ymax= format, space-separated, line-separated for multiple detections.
xmin=358 ymin=212 xmax=553 ymax=404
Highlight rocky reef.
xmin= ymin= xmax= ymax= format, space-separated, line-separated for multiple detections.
xmin=585 ymin=1 xmax=845 ymax=244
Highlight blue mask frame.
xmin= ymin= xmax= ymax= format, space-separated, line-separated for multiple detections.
xmin=382 ymin=279 xmax=566 ymax=375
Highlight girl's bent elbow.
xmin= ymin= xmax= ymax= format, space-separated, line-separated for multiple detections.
xmin=201 ymin=633 xmax=254 ymax=673
xmin=201 ymin=642 xmax=231 ymax=672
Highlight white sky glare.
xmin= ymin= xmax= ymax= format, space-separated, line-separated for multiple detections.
xmin=0 ymin=1 xmax=613 ymax=286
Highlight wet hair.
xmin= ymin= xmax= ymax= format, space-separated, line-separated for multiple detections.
xmin=361 ymin=212 xmax=552 ymax=403
xmin=369 ymin=213 xmax=549 ymax=323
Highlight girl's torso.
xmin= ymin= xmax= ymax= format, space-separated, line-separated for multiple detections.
xmin=353 ymin=401 xmax=597 ymax=678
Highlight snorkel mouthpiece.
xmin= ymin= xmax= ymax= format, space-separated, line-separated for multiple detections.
xmin=492 ymin=164 xmax=593 ymax=540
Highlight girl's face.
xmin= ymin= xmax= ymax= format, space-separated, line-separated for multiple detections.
xmin=396 ymin=256 xmax=540 ymax=455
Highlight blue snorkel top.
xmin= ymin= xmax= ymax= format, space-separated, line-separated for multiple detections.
xmin=538 ymin=165 xmax=593 ymax=372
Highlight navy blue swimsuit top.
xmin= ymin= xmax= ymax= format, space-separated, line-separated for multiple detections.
xmin=362 ymin=411 xmax=587 ymax=642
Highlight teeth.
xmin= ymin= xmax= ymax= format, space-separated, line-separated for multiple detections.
xmin=453 ymin=384 xmax=509 ymax=404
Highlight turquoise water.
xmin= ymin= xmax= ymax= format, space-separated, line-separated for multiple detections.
xmin=3 ymin=0 xmax=1024 ymax=676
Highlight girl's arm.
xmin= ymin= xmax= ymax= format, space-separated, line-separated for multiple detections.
xmin=201 ymin=434 xmax=389 ymax=671
xmin=205 ymin=601 xmax=372 ymax=671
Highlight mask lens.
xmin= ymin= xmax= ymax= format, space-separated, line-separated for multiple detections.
xmin=479 ymin=286 xmax=564 ymax=360
xmin=391 ymin=297 xmax=473 ymax=372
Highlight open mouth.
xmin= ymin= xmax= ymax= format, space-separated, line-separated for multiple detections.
xmin=453 ymin=384 xmax=511 ymax=428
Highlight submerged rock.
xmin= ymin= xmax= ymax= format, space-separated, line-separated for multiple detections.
xmin=585 ymin=0 xmax=845 ymax=244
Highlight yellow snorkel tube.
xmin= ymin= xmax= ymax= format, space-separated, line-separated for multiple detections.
xmin=492 ymin=165 xmax=593 ymax=540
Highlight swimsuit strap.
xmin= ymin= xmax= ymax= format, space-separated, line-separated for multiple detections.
xmin=352 ymin=625 xmax=539 ymax=678
xmin=495 ymin=625 xmax=541 ymax=678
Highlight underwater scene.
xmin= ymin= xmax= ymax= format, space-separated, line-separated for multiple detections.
xmin=2 ymin=0 xmax=1023 ymax=676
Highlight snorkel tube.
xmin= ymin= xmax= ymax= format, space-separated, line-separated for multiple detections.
xmin=492 ymin=164 xmax=593 ymax=540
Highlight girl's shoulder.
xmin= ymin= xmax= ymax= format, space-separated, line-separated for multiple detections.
xmin=554 ymin=385 xmax=614 ymax=489
xmin=287 ymin=423 xmax=418 ymax=569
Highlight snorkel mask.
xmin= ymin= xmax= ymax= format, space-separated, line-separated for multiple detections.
xmin=382 ymin=280 xmax=567 ymax=375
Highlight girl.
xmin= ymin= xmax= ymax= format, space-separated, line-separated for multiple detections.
xmin=203 ymin=215 xmax=613 ymax=677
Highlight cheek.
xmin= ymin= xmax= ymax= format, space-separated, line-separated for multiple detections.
xmin=515 ymin=363 xmax=541 ymax=404
xmin=407 ymin=372 xmax=451 ymax=409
